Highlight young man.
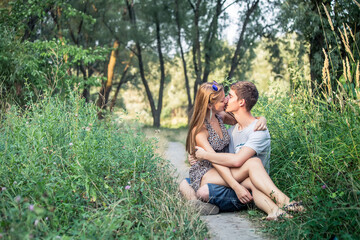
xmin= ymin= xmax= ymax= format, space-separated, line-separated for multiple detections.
xmin=179 ymin=81 xmax=271 ymax=213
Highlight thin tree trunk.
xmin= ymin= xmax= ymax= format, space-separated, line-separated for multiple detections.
xmin=154 ymin=10 xmax=166 ymax=128
xmin=54 ymin=7 xmax=71 ymax=75
xmin=202 ymin=0 xmax=224 ymax=83
xmin=227 ymin=0 xmax=259 ymax=80
xmin=80 ymin=65 xmax=92 ymax=102
xmin=126 ymin=0 xmax=158 ymax=127
xmin=97 ymin=40 xmax=119 ymax=111
xmin=189 ymin=0 xmax=202 ymax=102
xmin=175 ymin=0 xmax=192 ymax=116
xmin=109 ymin=52 xmax=133 ymax=112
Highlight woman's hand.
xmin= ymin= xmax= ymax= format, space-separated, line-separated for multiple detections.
xmin=188 ymin=154 xmax=197 ymax=166
xmin=194 ymin=146 xmax=207 ymax=159
xmin=234 ymin=185 xmax=253 ymax=204
xmin=254 ymin=116 xmax=267 ymax=131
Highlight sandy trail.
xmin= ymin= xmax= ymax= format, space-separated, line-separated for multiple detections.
xmin=164 ymin=141 xmax=267 ymax=240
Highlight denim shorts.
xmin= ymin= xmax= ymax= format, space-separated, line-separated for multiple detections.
xmin=186 ymin=178 xmax=249 ymax=212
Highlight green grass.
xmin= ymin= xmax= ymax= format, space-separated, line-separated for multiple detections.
xmin=251 ymin=93 xmax=360 ymax=240
xmin=0 ymin=91 xmax=208 ymax=239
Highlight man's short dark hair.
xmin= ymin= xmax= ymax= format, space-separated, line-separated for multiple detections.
xmin=230 ymin=81 xmax=259 ymax=111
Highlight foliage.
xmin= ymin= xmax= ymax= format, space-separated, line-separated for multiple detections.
xmin=0 ymin=1 xmax=108 ymax=110
xmin=277 ymin=0 xmax=360 ymax=91
xmin=251 ymin=58 xmax=360 ymax=240
xmin=0 ymin=90 xmax=208 ymax=239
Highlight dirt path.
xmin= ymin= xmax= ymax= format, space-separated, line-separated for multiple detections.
xmin=164 ymin=141 xmax=267 ymax=240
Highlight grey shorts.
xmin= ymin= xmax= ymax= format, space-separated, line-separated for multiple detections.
xmin=186 ymin=178 xmax=250 ymax=212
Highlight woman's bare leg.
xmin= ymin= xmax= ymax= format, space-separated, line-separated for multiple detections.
xmin=241 ymin=178 xmax=291 ymax=220
xmin=201 ymin=158 xmax=292 ymax=208
xmin=230 ymin=158 xmax=291 ymax=207
xmin=179 ymin=179 xmax=197 ymax=200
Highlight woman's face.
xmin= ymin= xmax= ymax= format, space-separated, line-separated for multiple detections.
xmin=211 ymin=90 xmax=226 ymax=113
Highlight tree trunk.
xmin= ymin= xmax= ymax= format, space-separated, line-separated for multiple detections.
xmin=202 ymin=0 xmax=223 ymax=83
xmin=189 ymin=0 xmax=202 ymax=102
xmin=175 ymin=0 xmax=192 ymax=117
xmin=126 ymin=0 xmax=159 ymax=127
xmin=54 ymin=7 xmax=71 ymax=75
xmin=227 ymin=0 xmax=259 ymax=80
xmin=110 ymin=52 xmax=133 ymax=112
xmin=309 ymin=32 xmax=324 ymax=93
xmin=154 ymin=10 xmax=166 ymax=128
xmin=97 ymin=40 xmax=119 ymax=111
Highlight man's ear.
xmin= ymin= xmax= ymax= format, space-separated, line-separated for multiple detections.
xmin=207 ymin=103 xmax=212 ymax=109
xmin=239 ymin=99 xmax=245 ymax=107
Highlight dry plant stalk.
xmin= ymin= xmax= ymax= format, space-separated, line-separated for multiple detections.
xmin=343 ymin=23 xmax=350 ymax=46
xmin=353 ymin=0 xmax=360 ymax=8
xmin=323 ymin=3 xmax=334 ymax=31
xmin=339 ymin=28 xmax=355 ymax=62
xmin=346 ymin=57 xmax=352 ymax=82
xmin=322 ymin=49 xmax=332 ymax=96
xmin=346 ymin=23 xmax=355 ymax=42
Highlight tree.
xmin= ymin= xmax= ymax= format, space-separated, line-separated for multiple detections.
xmin=125 ymin=0 xmax=170 ymax=127
xmin=278 ymin=0 xmax=360 ymax=93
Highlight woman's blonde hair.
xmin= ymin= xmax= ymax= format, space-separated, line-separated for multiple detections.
xmin=186 ymin=82 xmax=224 ymax=154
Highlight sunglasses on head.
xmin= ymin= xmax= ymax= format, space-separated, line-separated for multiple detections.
xmin=212 ymin=81 xmax=219 ymax=91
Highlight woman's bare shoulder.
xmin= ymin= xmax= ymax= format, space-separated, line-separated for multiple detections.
xmin=195 ymin=125 xmax=208 ymax=139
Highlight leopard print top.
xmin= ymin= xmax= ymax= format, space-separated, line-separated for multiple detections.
xmin=189 ymin=114 xmax=230 ymax=192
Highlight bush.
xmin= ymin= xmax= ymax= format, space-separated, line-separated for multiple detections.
xmin=0 ymin=91 xmax=207 ymax=239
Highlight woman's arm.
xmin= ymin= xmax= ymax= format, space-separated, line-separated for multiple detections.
xmin=254 ymin=116 xmax=267 ymax=131
xmin=195 ymin=131 xmax=252 ymax=203
xmin=220 ymin=111 xmax=267 ymax=131
xmin=220 ymin=111 xmax=237 ymax=125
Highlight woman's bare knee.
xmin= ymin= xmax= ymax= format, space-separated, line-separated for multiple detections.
xmin=179 ymin=179 xmax=197 ymax=200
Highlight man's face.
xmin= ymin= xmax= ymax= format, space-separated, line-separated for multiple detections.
xmin=225 ymin=89 xmax=239 ymax=113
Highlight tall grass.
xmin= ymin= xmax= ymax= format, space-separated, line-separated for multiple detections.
xmin=253 ymin=93 xmax=359 ymax=239
xmin=0 ymin=90 xmax=208 ymax=239
xmin=251 ymin=11 xmax=360 ymax=239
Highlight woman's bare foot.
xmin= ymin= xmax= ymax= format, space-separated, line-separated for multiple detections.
xmin=266 ymin=209 xmax=293 ymax=221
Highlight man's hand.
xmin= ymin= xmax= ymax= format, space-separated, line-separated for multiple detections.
xmin=194 ymin=146 xmax=207 ymax=159
xmin=188 ymin=154 xmax=197 ymax=166
xmin=234 ymin=185 xmax=253 ymax=204
xmin=254 ymin=116 xmax=267 ymax=131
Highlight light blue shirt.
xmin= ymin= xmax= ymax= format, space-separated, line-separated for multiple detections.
xmin=228 ymin=119 xmax=271 ymax=173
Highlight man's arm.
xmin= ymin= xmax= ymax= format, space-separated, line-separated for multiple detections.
xmin=195 ymin=131 xmax=253 ymax=203
xmin=195 ymin=146 xmax=256 ymax=168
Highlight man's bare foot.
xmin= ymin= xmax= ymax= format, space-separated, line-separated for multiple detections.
xmin=284 ymin=201 xmax=305 ymax=212
xmin=266 ymin=209 xmax=293 ymax=221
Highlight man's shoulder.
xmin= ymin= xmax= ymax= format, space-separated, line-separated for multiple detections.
xmin=250 ymin=128 xmax=270 ymax=136
xmin=247 ymin=130 xmax=271 ymax=143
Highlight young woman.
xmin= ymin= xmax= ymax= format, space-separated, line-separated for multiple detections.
xmin=185 ymin=82 xmax=299 ymax=220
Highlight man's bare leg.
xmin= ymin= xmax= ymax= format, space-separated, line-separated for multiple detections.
xmin=201 ymin=158 xmax=295 ymax=208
